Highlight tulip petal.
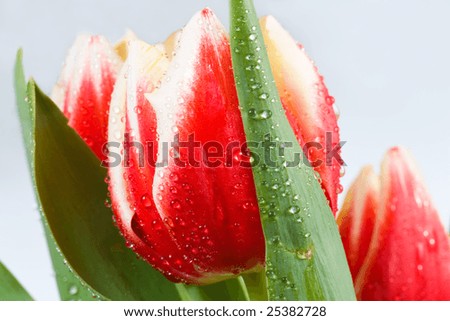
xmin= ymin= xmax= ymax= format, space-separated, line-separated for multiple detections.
xmin=260 ymin=16 xmax=342 ymax=214
xmin=337 ymin=166 xmax=379 ymax=280
xmin=108 ymin=40 xmax=202 ymax=282
xmin=145 ymin=8 xmax=265 ymax=283
xmin=114 ymin=30 xmax=138 ymax=61
xmin=355 ymin=147 xmax=450 ymax=300
xmin=52 ymin=35 xmax=122 ymax=160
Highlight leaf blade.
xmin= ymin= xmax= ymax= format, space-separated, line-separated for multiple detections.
xmin=0 ymin=262 xmax=33 ymax=301
xmin=15 ymin=50 xmax=95 ymax=301
xmin=230 ymin=0 xmax=356 ymax=300
xmin=31 ymin=82 xmax=181 ymax=300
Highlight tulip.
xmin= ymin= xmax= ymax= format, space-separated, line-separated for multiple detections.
xmin=52 ymin=35 xmax=123 ymax=160
xmin=105 ymin=8 xmax=342 ymax=284
xmin=338 ymin=147 xmax=450 ymax=300
xmin=48 ymin=8 xmax=341 ymax=284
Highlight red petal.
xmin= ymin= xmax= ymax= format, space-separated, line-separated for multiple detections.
xmin=356 ymin=147 xmax=450 ymax=300
xmin=108 ymin=40 xmax=202 ymax=282
xmin=260 ymin=16 xmax=342 ymax=215
xmin=110 ymin=10 xmax=265 ymax=284
xmin=337 ymin=166 xmax=379 ymax=281
xmin=52 ymin=35 xmax=122 ymax=160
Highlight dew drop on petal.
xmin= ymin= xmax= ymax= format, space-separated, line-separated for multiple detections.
xmin=141 ymin=194 xmax=152 ymax=208
xmin=170 ymin=199 xmax=181 ymax=210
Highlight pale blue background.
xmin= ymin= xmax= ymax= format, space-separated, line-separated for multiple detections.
xmin=1 ymin=0 xmax=449 ymax=300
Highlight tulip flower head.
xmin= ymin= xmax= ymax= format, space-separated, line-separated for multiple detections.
xmin=338 ymin=147 xmax=450 ymax=300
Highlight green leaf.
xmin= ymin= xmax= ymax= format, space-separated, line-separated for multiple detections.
xmin=0 ymin=262 xmax=33 ymax=301
xmin=230 ymin=0 xmax=356 ymax=300
xmin=15 ymin=49 xmax=94 ymax=301
xmin=15 ymin=50 xmax=248 ymax=301
xmin=15 ymin=51 xmax=181 ymax=300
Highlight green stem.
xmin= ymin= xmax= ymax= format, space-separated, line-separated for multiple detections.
xmin=242 ymin=271 xmax=268 ymax=301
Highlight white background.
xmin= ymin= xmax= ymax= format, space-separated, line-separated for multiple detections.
xmin=1 ymin=0 xmax=449 ymax=300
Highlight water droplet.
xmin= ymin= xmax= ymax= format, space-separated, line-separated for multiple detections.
xmin=259 ymin=93 xmax=268 ymax=100
xmin=339 ymin=166 xmax=346 ymax=177
xmin=296 ymin=249 xmax=312 ymax=260
xmin=250 ymin=83 xmax=262 ymax=91
xmin=245 ymin=54 xmax=255 ymax=61
xmin=336 ymin=184 xmax=343 ymax=194
xmin=104 ymin=199 xmax=112 ymax=208
xmin=270 ymin=236 xmax=281 ymax=246
xmin=170 ymin=200 xmax=181 ymax=209
xmin=288 ymin=206 xmax=300 ymax=214
xmin=248 ymin=33 xmax=257 ymax=41
xmin=169 ymin=173 xmax=179 ymax=181
xmin=68 ymin=285 xmax=78 ymax=296
xmin=325 ymin=95 xmax=335 ymax=105
xmin=280 ymin=277 xmax=291 ymax=286
xmin=266 ymin=269 xmax=277 ymax=280
xmin=248 ymin=108 xmax=272 ymax=120
xmin=304 ymin=232 xmax=311 ymax=238
xmin=141 ymin=194 xmax=152 ymax=208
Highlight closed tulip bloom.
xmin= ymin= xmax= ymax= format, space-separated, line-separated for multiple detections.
xmin=52 ymin=35 xmax=123 ymax=160
xmin=105 ymin=8 xmax=340 ymax=284
xmin=338 ymin=147 xmax=450 ymax=300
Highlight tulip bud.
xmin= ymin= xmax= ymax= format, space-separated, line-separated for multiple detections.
xmin=107 ymin=8 xmax=342 ymax=284
xmin=52 ymin=35 xmax=122 ymax=160
xmin=339 ymin=147 xmax=450 ymax=300
xmin=108 ymin=9 xmax=265 ymax=284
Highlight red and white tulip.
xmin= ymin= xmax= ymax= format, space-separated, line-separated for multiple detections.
xmin=338 ymin=147 xmax=450 ymax=300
